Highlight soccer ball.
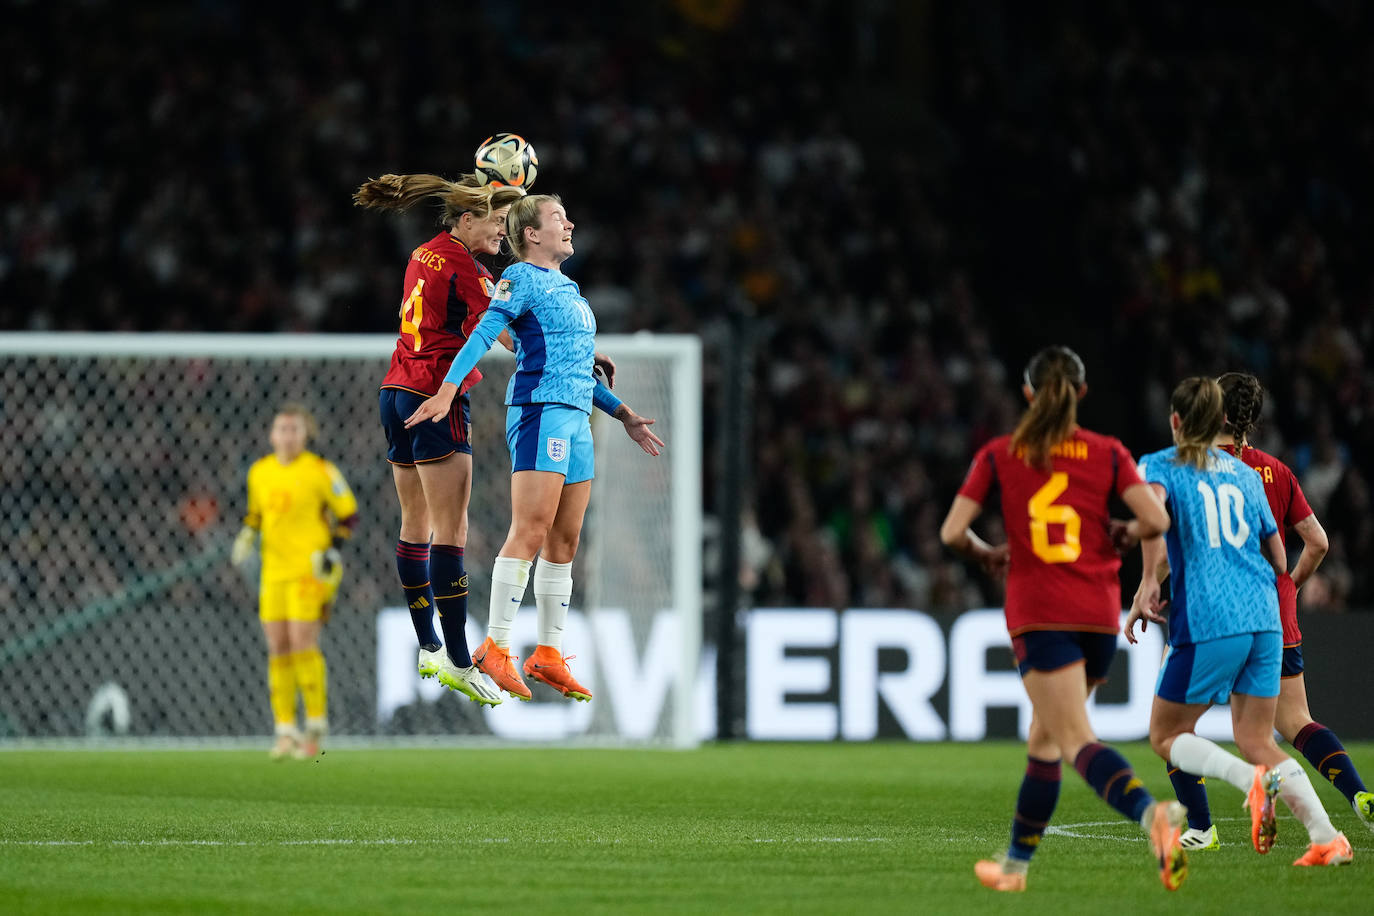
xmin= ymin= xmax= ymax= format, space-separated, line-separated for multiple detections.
xmin=474 ymin=133 xmax=538 ymax=189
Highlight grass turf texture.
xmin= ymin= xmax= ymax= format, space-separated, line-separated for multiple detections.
xmin=1 ymin=742 xmax=1369 ymax=915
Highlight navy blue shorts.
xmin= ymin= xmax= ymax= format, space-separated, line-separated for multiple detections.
xmin=1012 ymin=630 xmax=1117 ymax=682
xmin=1282 ymin=642 xmax=1304 ymax=679
xmin=379 ymin=387 xmax=471 ymax=465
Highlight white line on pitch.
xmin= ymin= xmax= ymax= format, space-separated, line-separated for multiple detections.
xmin=1047 ymin=815 xmax=1249 ymax=841
xmin=1 ymin=836 xmax=891 ymax=848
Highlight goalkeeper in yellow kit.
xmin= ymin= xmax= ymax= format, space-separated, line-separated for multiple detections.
xmin=232 ymin=404 xmax=359 ymax=759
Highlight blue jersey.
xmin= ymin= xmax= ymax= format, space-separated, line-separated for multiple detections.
xmin=441 ymin=261 xmax=618 ymax=416
xmin=1138 ymin=446 xmax=1280 ymax=645
xmin=490 ymin=261 xmax=597 ymax=412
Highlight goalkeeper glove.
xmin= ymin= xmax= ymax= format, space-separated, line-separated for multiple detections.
xmin=231 ymin=527 xmax=258 ymax=567
xmin=311 ymin=547 xmax=344 ymax=587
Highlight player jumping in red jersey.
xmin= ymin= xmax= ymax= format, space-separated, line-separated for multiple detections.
xmin=941 ymin=345 xmax=1185 ymax=892
xmin=354 ymin=172 xmax=527 ymax=706
xmin=1164 ymin=371 xmax=1373 ymax=852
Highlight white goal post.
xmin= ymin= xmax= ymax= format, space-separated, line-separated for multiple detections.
xmin=0 ymin=332 xmax=702 ymax=748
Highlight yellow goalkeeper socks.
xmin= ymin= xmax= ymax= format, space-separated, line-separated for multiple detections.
xmin=267 ymin=653 xmax=297 ymax=730
xmin=293 ymin=648 xmax=328 ymax=721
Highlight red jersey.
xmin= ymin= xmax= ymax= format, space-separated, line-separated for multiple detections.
xmin=1220 ymin=444 xmax=1313 ymax=644
xmin=958 ymin=429 xmax=1144 ymax=636
xmin=380 ymin=232 xmax=495 ymax=396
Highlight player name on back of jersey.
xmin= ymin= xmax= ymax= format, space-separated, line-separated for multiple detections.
xmin=410 ymin=245 xmax=446 ymax=272
xmin=1015 ymin=438 xmax=1089 ymax=461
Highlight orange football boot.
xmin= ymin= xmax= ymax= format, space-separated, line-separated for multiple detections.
xmin=1246 ymin=765 xmax=1282 ymax=854
xmin=1148 ymin=801 xmax=1188 ymax=891
xmin=1292 ymin=833 xmax=1353 ymax=867
xmin=523 ymin=645 xmax=592 ymax=701
xmin=472 ymin=637 xmax=532 ymax=701
xmin=974 ymin=859 xmax=1027 ymax=892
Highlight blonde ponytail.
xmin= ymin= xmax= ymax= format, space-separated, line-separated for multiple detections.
xmin=354 ymin=172 xmax=526 ymax=226
xmin=1170 ymin=377 xmax=1225 ymax=468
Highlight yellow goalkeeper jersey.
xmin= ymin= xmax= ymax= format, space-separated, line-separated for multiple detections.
xmin=244 ymin=451 xmax=358 ymax=582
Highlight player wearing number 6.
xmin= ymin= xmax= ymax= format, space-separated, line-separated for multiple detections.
xmin=941 ymin=345 xmax=1187 ymax=892
xmin=1128 ymin=377 xmax=1352 ymax=867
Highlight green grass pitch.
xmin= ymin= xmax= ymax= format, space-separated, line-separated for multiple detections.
xmin=1 ymin=741 xmax=1369 ymax=914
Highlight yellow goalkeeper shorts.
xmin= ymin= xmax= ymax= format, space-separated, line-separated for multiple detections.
xmin=259 ymin=576 xmax=334 ymax=623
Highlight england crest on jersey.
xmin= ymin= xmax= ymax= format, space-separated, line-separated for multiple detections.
xmin=546 ymin=437 xmax=568 ymax=463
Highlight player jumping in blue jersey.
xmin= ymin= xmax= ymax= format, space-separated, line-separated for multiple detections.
xmin=405 ymin=194 xmax=664 ymax=702
xmin=1127 ymin=377 xmax=1352 ymax=867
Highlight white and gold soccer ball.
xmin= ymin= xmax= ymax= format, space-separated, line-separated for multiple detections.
xmin=474 ymin=133 xmax=538 ymax=189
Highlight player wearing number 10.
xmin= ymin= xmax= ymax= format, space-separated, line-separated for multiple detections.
xmin=1128 ymin=377 xmax=1352 ymax=867
xmin=940 ymin=345 xmax=1186 ymax=892
xmin=1163 ymin=372 xmax=1374 ymax=850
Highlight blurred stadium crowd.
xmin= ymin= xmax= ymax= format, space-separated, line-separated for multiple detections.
xmin=4 ymin=0 xmax=1372 ymax=611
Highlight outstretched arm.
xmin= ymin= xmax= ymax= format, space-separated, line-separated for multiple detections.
xmin=613 ymin=402 xmax=664 ymax=456
xmin=404 ymin=310 xmax=510 ymax=428
xmin=590 ymin=372 xmax=663 ymax=455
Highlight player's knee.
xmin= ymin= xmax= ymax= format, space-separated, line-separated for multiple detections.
xmin=1148 ymin=729 xmax=1175 ymax=760
xmin=507 ymin=522 xmax=553 ymax=556
xmin=1273 ymin=708 xmax=1311 ymax=744
xmin=1233 ymin=729 xmax=1278 ymax=764
xmin=543 ymin=530 xmax=580 ymax=562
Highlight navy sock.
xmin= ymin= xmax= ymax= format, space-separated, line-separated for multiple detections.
xmin=396 ymin=540 xmax=439 ymax=649
xmin=1074 ymin=742 xmax=1152 ymax=824
xmin=430 ymin=544 xmax=471 ymax=667
xmin=1009 ymin=756 xmax=1061 ymax=862
xmin=1294 ymin=722 xmax=1368 ymax=803
xmin=1167 ymin=765 xmax=1212 ymax=830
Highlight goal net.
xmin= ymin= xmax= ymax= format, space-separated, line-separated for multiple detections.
xmin=0 ymin=333 xmax=702 ymax=747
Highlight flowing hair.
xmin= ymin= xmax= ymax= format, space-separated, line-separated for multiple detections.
xmin=353 ymin=172 xmax=526 ymax=225
xmin=1217 ymin=371 xmax=1264 ymax=451
xmin=1170 ymin=377 xmax=1225 ymax=468
xmin=1010 ymin=346 xmax=1086 ymax=469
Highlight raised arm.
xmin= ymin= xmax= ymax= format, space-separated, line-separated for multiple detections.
xmin=404 ymin=309 xmax=510 ymax=428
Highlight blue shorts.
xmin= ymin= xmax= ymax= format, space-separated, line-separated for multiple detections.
xmin=1156 ymin=631 xmax=1281 ymax=704
xmin=1012 ymin=630 xmax=1118 ymax=683
xmin=506 ymin=403 xmax=594 ymax=483
xmin=1282 ymin=642 xmax=1304 ymax=679
xmin=379 ymin=387 xmax=471 ymax=465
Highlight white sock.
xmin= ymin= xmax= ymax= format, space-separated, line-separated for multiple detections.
xmin=1275 ymin=757 xmax=1339 ymax=844
xmin=1168 ymin=733 xmax=1254 ymax=793
xmin=532 ymin=558 xmax=573 ymax=652
xmin=487 ymin=557 xmax=531 ymax=648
